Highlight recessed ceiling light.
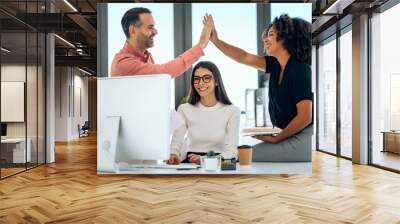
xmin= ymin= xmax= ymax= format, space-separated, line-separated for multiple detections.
xmin=77 ymin=67 xmax=93 ymax=76
xmin=322 ymin=0 xmax=353 ymax=15
xmin=54 ymin=34 xmax=75 ymax=48
xmin=1 ymin=47 xmax=11 ymax=53
xmin=63 ymin=0 xmax=78 ymax=12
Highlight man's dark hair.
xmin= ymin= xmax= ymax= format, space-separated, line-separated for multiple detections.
xmin=121 ymin=7 xmax=151 ymax=39
xmin=265 ymin=14 xmax=311 ymax=65
xmin=188 ymin=61 xmax=232 ymax=106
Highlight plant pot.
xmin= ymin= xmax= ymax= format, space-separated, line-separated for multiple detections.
xmin=201 ymin=156 xmax=221 ymax=172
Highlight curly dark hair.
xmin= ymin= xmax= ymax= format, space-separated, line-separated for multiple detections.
xmin=264 ymin=14 xmax=311 ymax=65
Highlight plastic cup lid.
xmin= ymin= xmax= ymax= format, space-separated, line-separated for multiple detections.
xmin=238 ymin=145 xmax=252 ymax=149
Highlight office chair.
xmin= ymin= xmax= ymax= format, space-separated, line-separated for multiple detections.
xmin=79 ymin=121 xmax=90 ymax=138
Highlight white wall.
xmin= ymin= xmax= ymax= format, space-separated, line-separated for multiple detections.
xmin=55 ymin=67 xmax=89 ymax=141
xmin=55 ymin=66 xmax=69 ymax=141
xmin=72 ymin=72 xmax=89 ymax=138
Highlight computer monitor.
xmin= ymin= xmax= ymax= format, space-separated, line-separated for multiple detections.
xmin=1 ymin=123 xmax=7 ymax=137
xmin=97 ymin=75 xmax=171 ymax=172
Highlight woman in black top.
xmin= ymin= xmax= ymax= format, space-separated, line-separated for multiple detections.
xmin=208 ymin=14 xmax=313 ymax=161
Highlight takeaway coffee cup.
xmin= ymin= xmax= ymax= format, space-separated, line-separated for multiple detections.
xmin=237 ymin=145 xmax=252 ymax=166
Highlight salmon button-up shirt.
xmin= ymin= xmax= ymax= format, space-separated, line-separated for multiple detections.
xmin=111 ymin=41 xmax=204 ymax=77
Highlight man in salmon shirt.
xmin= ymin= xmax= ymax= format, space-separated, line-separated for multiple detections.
xmin=111 ymin=7 xmax=213 ymax=77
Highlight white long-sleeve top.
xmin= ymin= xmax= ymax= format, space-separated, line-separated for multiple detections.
xmin=170 ymin=102 xmax=240 ymax=159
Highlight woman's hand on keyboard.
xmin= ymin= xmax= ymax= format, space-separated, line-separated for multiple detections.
xmin=166 ymin=153 xmax=180 ymax=165
xmin=188 ymin=154 xmax=201 ymax=165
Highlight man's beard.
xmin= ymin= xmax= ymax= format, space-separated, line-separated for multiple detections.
xmin=138 ymin=32 xmax=154 ymax=49
xmin=144 ymin=37 xmax=154 ymax=48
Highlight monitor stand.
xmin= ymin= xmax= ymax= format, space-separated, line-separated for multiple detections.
xmin=97 ymin=116 xmax=120 ymax=173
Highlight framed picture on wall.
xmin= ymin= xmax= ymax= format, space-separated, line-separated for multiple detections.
xmin=1 ymin=81 xmax=25 ymax=122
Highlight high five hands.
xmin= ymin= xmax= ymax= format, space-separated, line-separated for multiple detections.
xmin=198 ymin=13 xmax=219 ymax=49
xmin=206 ymin=14 xmax=218 ymax=43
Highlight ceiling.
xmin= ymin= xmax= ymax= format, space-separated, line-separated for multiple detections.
xmin=0 ymin=0 xmax=393 ymax=74
xmin=0 ymin=0 xmax=98 ymax=73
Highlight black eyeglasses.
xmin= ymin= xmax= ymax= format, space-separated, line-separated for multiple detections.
xmin=193 ymin=75 xmax=213 ymax=84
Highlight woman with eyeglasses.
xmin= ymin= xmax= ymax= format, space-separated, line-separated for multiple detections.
xmin=167 ymin=61 xmax=240 ymax=165
xmin=208 ymin=14 xmax=313 ymax=162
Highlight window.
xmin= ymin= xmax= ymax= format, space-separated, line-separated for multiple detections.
xmin=339 ymin=28 xmax=352 ymax=158
xmin=318 ymin=36 xmax=337 ymax=154
xmin=192 ymin=3 xmax=258 ymax=111
xmin=371 ymin=3 xmax=400 ymax=171
xmin=390 ymin=74 xmax=400 ymax=130
xmin=271 ymin=3 xmax=312 ymax=22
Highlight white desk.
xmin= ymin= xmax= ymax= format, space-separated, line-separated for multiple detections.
xmin=99 ymin=162 xmax=312 ymax=175
xmin=1 ymin=138 xmax=31 ymax=163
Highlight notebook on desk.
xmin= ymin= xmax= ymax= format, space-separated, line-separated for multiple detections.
xmin=241 ymin=127 xmax=281 ymax=137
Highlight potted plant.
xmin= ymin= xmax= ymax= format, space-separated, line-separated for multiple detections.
xmin=179 ymin=96 xmax=188 ymax=106
xmin=201 ymin=150 xmax=221 ymax=172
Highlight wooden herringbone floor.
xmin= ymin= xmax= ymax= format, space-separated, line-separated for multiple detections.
xmin=1 ymin=135 xmax=400 ymax=224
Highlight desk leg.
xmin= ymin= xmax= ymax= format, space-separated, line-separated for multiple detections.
xmin=382 ymin=133 xmax=386 ymax=153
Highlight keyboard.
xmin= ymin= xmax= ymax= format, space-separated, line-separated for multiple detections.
xmin=117 ymin=163 xmax=200 ymax=170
